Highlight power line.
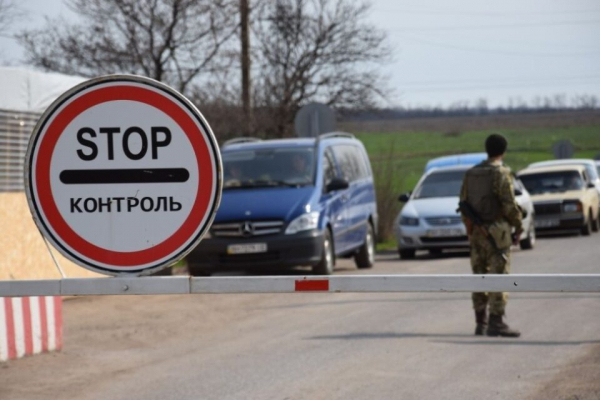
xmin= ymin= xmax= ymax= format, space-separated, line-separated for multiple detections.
xmin=398 ymin=75 xmax=600 ymax=88
xmin=399 ymin=79 xmax=600 ymax=93
xmin=394 ymin=33 xmax=600 ymax=57
xmin=386 ymin=19 xmax=600 ymax=32
xmin=372 ymin=6 xmax=600 ymax=18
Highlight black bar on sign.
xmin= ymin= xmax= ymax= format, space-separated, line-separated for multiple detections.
xmin=59 ymin=168 xmax=190 ymax=184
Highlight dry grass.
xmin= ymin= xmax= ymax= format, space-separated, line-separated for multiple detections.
xmin=372 ymin=142 xmax=403 ymax=242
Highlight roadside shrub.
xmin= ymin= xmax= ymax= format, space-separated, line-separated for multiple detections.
xmin=443 ymin=129 xmax=462 ymax=137
xmin=372 ymin=143 xmax=403 ymax=243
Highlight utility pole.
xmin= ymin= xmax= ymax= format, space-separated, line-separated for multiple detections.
xmin=240 ymin=0 xmax=253 ymax=135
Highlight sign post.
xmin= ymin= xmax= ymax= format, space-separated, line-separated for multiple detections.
xmin=552 ymin=139 xmax=574 ymax=159
xmin=294 ymin=102 xmax=336 ymax=137
xmin=25 ymin=75 xmax=222 ymax=276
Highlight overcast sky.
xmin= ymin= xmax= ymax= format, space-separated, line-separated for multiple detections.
xmin=1 ymin=0 xmax=599 ymax=108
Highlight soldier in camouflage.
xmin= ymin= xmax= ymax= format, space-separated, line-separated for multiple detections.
xmin=460 ymin=134 xmax=522 ymax=337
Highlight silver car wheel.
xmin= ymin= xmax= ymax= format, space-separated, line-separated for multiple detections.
xmin=367 ymin=230 xmax=375 ymax=265
xmin=324 ymin=237 xmax=333 ymax=272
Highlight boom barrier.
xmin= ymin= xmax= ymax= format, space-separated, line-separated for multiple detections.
xmin=1 ymin=274 xmax=599 ymax=297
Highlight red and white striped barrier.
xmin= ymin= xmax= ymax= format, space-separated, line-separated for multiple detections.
xmin=1 ymin=275 xmax=600 ymax=297
xmin=0 ymin=296 xmax=62 ymax=362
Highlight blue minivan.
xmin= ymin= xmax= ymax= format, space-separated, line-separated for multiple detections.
xmin=187 ymin=133 xmax=378 ymax=275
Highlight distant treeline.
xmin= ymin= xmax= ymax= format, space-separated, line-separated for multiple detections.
xmin=340 ymin=95 xmax=599 ymax=121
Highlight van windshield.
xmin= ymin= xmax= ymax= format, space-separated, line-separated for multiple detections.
xmin=222 ymin=147 xmax=315 ymax=189
xmin=520 ymin=171 xmax=583 ymax=194
xmin=413 ymin=170 xmax=466 ymax=199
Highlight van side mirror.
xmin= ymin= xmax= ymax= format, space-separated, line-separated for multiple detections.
xmin=514 ymin=188 xmax=523 ymax=196
xmin=398 ymin=193 xmax=411 ymax=203
xmin=588 ymin=182 xmax=596 ymax=189
xmin=326 ymin=177 xmax=349 ymax=192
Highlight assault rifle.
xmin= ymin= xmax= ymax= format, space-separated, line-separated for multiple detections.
xmin=457 ymin=200 xmax=508 ymax=262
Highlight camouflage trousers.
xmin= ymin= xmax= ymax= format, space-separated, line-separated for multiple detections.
xmin=470 ymin=230 xmax=510 ymax=316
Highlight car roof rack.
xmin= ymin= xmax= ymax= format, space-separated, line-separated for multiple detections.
xmin=222 ymin=137 xmax=262 ymax=147
xmin=318 ymin=132 xmax=355 ymax=141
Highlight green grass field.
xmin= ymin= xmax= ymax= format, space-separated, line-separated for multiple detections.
xmin=353 ymin=125 xmax=600 ymax=245
xmin=357 ymin=126 xmax=600 ymax=194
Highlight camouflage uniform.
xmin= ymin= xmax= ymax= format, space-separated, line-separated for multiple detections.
xmin=460 ymin=160 xmax=523 ymax=316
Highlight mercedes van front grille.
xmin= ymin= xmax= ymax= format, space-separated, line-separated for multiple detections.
xmin=211 ymin=221 xmax=284 ymax=237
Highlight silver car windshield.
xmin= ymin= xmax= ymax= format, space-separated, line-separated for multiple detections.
xmin=413 ymin=170 xmax=466 ymax=199
xmin=520 ymin=171 xmax=583 ymax=194
xmin=222 ymin=147 xmax=315 ymax=189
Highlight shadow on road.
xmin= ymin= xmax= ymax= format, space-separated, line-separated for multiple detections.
xmin=207 ymin=266 xmax=313 ymax=276
xmin=375 ymin=249 xmax=471 ymax=263
xmin=535 ymin=231 xmax=581 ymax=239
xmin=197 ymin=229 xmax=587 ymax=275
xmin=374 ymin=231 xmax=584 ymax=263
xmin=433 ymin=339 xmax=600 ymax=346
xmin=257 ymin=293 xmax=599 ymax=310
xmin=308 ymin=332 xmax=473 ymax=340
xmin=308 ymin=332 xmax=600 ymax=346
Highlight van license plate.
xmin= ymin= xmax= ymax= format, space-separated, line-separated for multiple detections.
xmin=227 ymin=243 xmax=268 ymax=254
xmin=535 ymin=219 xmax=560 ymax=228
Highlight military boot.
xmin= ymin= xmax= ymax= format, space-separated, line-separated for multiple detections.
xmin=487 ymin=313 xmax=520 ymax=337
xmin=474 ymin=310 xmax=488 ymax=336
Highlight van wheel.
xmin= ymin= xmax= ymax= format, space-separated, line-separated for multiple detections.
xmin=313 ymin=230 xmax=334 ymax=275
xmin=520 ymin=226 xmax=536 ymax=250
xmin=399 ymin=248 xmax=416 ymax=260
xmin=355 ymin=224 xmax=375 ymax=269
xmin=592 ymin=213 xmax=600 ymax=232
xmin=581 ymin=213 xmax=592 ymax=236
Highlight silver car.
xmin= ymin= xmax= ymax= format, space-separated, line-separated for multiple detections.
xmin=395 ymin=165 xmax=535 ymax=259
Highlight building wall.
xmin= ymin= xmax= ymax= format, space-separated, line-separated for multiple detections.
xmin=0 ymin=192 xmax=100 ymax=280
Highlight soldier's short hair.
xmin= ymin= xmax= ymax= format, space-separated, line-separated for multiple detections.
xmin=485 ymin=134 xmax=507 ymax=157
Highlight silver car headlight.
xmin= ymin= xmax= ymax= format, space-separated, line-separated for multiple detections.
xmin=400 ymin=216 xmax=419 ymax=226
xmin=285 ymin=212 xmax=320 ymax=234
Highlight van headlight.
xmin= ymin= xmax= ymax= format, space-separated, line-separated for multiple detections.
xmin=285 ymin=212 xmax=320 ymax=234
xmin=400 ymin=216 xmax=419 ymax=226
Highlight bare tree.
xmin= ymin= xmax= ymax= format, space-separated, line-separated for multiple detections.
xmin=572 ymin=94 xmax=599 ymax=109
xmin=0 ymin=0 xmax=21 ymax=34
xmin=253 ymin=0 xmax=390 ymax=137
xmin=18 ymin=0 xmax=238 ymax=95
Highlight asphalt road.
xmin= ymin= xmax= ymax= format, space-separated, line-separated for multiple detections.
xmin=1 ymin=233 xmax=600 ymax=400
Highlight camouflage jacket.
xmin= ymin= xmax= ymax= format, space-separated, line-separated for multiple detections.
xmin=460 ymin=160 xmax=523 ymax=232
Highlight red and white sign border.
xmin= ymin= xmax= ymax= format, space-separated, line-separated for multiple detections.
xmin=24 ymin=75 xmax=222 ymax=276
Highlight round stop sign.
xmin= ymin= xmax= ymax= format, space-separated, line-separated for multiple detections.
xmin=25 ymin=75 xmax=222 ymax=276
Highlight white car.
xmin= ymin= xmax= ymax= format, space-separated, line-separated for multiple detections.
xmin=395 ymin=165 xmax=535 ymax=259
